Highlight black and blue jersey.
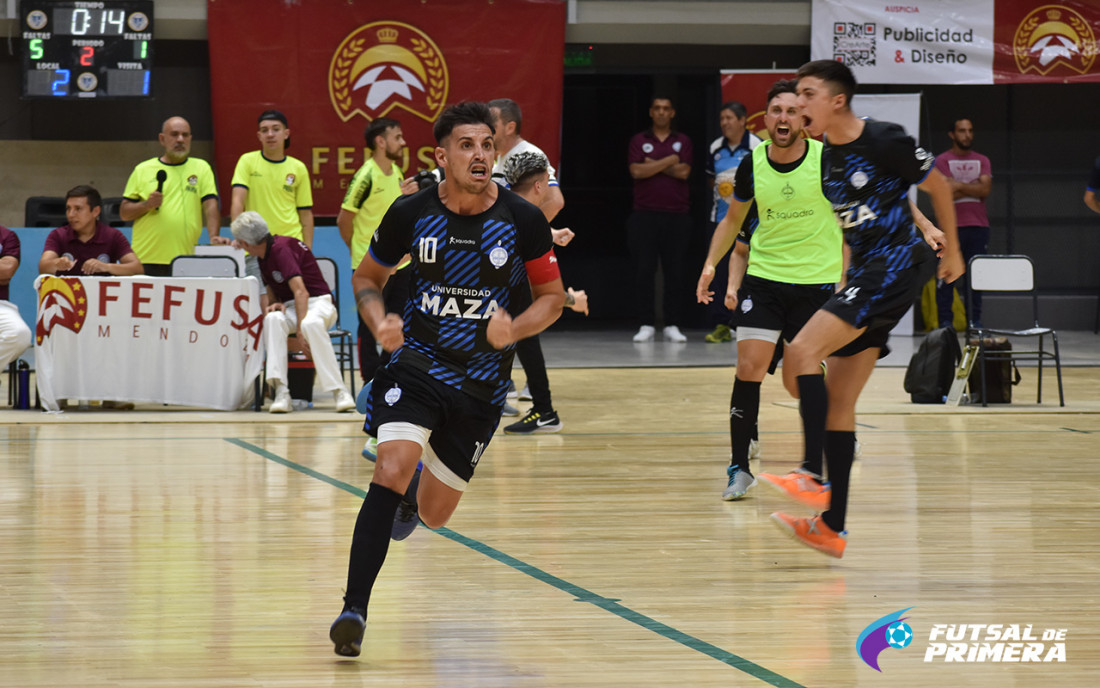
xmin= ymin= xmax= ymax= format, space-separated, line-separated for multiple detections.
xmin=822 ymin=119 xmax=935 ymax=278
xmin=368 ymin=186 xmax=554 ymax=405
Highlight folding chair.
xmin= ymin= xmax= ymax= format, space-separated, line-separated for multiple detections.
xmin=101 ymin=197 xmax=130 ymax=227
xmin=24 ymin=196 xmax=67 ymax=227
xmin=170 ymin=255 xmax=241 ymax=277
xmin=315 ymin=256 xmax=356 ymax=399
xmin=966 ymin=255 xmax=1064 ymax=406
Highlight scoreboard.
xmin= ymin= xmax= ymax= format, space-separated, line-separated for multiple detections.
xmin=20 ymin=1 xmax=154 ymax=99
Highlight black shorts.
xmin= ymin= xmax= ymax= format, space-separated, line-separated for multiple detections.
xmin=734 ymin=274 xmax=834 ymax=344
xmin=825 ymin=249 xmax=937 ymax=358
xmin=365 ymin=361 xmax=501 ymax=484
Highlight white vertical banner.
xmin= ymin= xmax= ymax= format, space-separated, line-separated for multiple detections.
xmin=851 ymin=93 xmax=924 ymax=336
xmin=811 ymin=0 xmax=996 ymax=84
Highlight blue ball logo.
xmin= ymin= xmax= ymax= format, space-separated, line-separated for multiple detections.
xmin=886 ymin=621 xmax=913 ymax=649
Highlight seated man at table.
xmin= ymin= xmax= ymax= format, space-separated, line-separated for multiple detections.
xmin=231 ymin=211 xmax=356 ymax=414
xmin=1 ymin=225 xmax=33 ymax=373
xmin=39 ymin=185 xmax=144 ymax=277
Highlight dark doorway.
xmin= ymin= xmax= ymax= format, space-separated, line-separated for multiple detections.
xmin=555 ymin=71 xmax=720 ymax=328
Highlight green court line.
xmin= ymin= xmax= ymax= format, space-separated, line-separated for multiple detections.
xmin=226 ymin=437 xmax=807 ymax=688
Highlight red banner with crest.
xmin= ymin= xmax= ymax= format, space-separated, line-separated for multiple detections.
xmin=206 ymin=0 xmax=565 ymax=217
xmin=993 ymin=0 xmax=1100 ymax=83
xmin=719 ymin=70 xmax=799 ymax=138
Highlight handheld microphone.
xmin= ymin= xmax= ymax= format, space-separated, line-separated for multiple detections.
xmin=156 ymin=170 xmax=167 ymax=193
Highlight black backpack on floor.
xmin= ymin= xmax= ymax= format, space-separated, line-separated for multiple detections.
xmin=904 ymin=327 xmax=962 ymax=404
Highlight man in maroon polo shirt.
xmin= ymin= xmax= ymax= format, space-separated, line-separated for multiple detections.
xmin=39 ymin=185 xmax=143 ymax=277
xmin=627 ymin=96 xmax=693 ymax=343
xmin=231 ymin=210 xmax=355 ymax=414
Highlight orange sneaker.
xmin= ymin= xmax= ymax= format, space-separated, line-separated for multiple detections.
xmin=758 ymin=470 xmax=831 ymax=511
xmin=770 ymin=512 xmax=847 ymax=558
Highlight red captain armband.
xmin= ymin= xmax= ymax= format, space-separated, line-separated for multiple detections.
xmin=524 ymin=249 xmax=561 ymax=285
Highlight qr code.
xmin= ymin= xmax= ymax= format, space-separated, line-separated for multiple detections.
xmin=832 ymin=22 xmax=876 ymax=66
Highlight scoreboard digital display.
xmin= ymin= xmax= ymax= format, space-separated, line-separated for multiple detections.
xmin=20 ymin=1 xmax=154 ymax=99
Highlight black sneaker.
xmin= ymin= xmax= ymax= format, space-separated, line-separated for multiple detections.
xmin=503 ymin=408 xmax=562 ymax=434
xmin=330 ymin=605 xmax=366 ymax=657
xmin=392 ymin=468 xmax=420 ymax=541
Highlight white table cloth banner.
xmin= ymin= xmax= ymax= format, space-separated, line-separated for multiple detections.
xmin=34 ymin=275 xmax=264 ymax=411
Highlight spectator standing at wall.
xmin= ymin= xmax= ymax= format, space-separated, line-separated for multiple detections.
xmin=627 ymin=96 xmax=693 ymax=343
xmin=231 ymin=110 xmax=314 ymax=247
xmin=934 ymin=118 xmax=992 ymax=329
xmin=0 ymin=225 xmax=33 ymax=372
xmin=120 ymin=116 xmax=222 ymax=276
xmin=39 ymin=185 xmax=143 ymax=277
xmin=704 ymin=101 xmax=761 ymax=343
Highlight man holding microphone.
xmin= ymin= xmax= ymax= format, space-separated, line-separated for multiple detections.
xmin=121 ymin=116 xmax=222 ymax=276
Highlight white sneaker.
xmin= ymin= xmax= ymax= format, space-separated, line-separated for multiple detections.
xmin=748 ymin=438 xmax=762 ymax=460
xmin=270 ymin=385 xmax=292 ymax=413
xmin=663 ymin=325 xmax=687 ymax=343
xmin=334 ymin=389 xmax=356 ymax=413
xmin=632 ymin=325 xmax=656 ymax=342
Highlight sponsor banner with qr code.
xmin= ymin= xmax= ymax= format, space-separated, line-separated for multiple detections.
xmin=812 ymin=0 xmax=996 ymax=84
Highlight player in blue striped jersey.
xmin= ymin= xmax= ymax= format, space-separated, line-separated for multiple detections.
xmin=766 ymin=60 xmax=964 ymax=558
xmin=330 ymin=102 xmax=564 ymax=657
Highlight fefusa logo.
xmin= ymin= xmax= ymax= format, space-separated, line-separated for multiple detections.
xmin=329 ymin=21 xmax=449 ymax=124
xmin=36 ymin=277 xmax=88 ymax=344
xmin=1014 ymin=5 xmax=1098 ymax=77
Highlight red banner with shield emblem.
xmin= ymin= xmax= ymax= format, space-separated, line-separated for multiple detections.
xmin=993 ymin=0 xmax=1100 ymax=83
xmin=207 ymin=0 xmax=565 ymax=217
xmin=719 ymin=70 xmax=799 ymax=139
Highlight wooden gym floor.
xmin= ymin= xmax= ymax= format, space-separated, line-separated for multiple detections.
xmin=2 ymin=363 xmax=1099 ymax=687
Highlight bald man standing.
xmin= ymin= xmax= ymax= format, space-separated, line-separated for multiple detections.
xmin=121 ymin=116 xmax=222 ymax=276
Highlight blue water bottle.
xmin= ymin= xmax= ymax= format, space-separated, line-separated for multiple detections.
xmin=16 ymin=360 xmax=31 ymax=410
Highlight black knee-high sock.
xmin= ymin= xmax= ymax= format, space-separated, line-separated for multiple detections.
xmin=821 ymin=431 xmax=855 ymax=534
xmin=729 ymin=379 xmax=761 ymax=472
xmin=343 ymin=482 xmax=403 ymax=610
xmin=797 ymin=374 xmax=827 ymax=478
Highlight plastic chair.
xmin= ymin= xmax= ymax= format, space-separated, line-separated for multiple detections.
xmin=24 ymin=196 xmax=67 ymax=227
xmin=315 ymin=256 xmax=356 ymax=399
xmin=170 ymin=255 xmax=241 ymax=277
xmin=966 ymin=255 xmax=1063 ymax=406
xmin=101 ymin=197 xmax=130 ymax=227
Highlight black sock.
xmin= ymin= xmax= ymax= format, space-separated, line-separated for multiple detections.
xmin=821 ymin=431 xmax=855 ymax=534
xmin=797 ymin=374 xmax=827 ymax=478
xmin=343 ymin=482 xmax=403 ymax=610
xmin=729 ymin=379 xmax=761 ymax=472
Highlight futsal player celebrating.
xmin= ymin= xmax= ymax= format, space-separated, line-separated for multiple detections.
xmin=329 ymin=102 xmax=564 ymax=656
xmin=696 ymin=79 xmax=842 ymax=502
xmin=765 ymin=60 xmax=963 ymax=558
